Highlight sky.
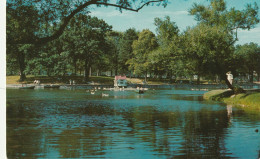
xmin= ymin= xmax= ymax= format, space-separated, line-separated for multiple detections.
xmin=89 ymin=0 xmax=260 ymax=45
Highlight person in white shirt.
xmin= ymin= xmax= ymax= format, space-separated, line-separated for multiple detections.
xmin=226 ymin=71 xmax=233 ymax=85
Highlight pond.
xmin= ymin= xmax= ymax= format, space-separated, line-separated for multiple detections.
xmin=6 ymin=88 xmax=260 ymax=158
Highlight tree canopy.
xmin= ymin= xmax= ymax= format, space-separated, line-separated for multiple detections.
xmin=7 ymin=0 xmax=167 ymax=45
xmin=189 ymin=0 xmax=259 ymax=42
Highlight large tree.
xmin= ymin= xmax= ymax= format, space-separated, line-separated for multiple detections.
xmin=152 ymin=16 xmax=180 ymax=80
xmin=118 ymin=28 xmax=139 ymax=75
xmin=127 ymin=29 xmax=158 ymax=81
xmin=7 ymin=5 xmax=40 ymax=81
xmin=183 ymin=24 xmax=235 ymax=87
xmin=7 ymin=0 xmax=167 ymax=45
xmin=188 ymin=0 xmax=259 ymax=89
xmin=62 ymin=14 xmax=112 ymax=81
xmin=189 ymin=0 xmax=259 ymax=43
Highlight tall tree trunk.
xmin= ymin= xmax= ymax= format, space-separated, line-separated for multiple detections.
xmin=89 ymin=67 xmax=91 ymax=77
xmin=144 ymin=71 xmax=147 ymax=82
xmin=74 ymin=60 xmax=77 ymax=75
xmin=115 ymin=66 xmax=118 ymax=76
xmin=168 ymin=70 xmax=173 ymax=83
xmin=249 ymin=70 xmax=254 ymax=83
xmin=197 ymin=74 xmax=200 ymax=85
xmin=84 ymin=59 xmax=90 ymax=82
xmin=18 ymin=51 xmax=26 ymax=82
xmin=257 ymin=71 xmax=260 ymax=82
xmin=47 ymin=68 xmax=50 ymax=77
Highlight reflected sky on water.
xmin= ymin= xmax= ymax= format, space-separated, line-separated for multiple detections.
xmin=6 ymin=88 xmax=260 ymax=158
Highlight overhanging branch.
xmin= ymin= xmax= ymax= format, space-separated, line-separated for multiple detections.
xmin=96 ymin=0 xmax=164 ymax=12
xmin=8 ymin=0 xmax=165 ymax=45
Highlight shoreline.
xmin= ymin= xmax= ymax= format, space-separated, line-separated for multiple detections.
xmin=203 ymin=89 xmax=260 ymax=109
xmin=6 ymin=83 xmax=260 ymax=89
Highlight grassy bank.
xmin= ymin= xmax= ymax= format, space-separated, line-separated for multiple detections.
xmin=6 ymin=75 xmax=114 ymax=85
xmin=223 ymin=93 xmax=260 ymax=110
xmin=203 ymin=89 xmax=234 ymax=101
xmin=204 ymin=89 xmax=260 ymax=110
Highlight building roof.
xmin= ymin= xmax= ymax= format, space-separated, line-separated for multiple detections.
xmin=115 ymin=75 xmax=126 ymax=80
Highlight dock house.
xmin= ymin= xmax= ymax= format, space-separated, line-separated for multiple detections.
xmin=114 ymin=76 xmax=127 ymax=88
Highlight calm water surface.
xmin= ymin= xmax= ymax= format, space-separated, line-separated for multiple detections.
xmin=7 ymin=88 xmax=260 ymax=158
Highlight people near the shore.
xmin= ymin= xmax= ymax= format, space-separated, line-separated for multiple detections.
xmin=69 ymin=79 xmax=72 ymax=85
xmin=34 ymin=80 xmax=40 ymax=85
xmin=73 ymin=80 xmax=76 ymax=85
xmin=226 ymin=71 xmax=233 ymax=85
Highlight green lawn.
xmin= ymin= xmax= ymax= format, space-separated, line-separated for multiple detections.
xmin=203 ymin=89 xmax=233 ymax=101
xmin=6 ymin=75 xmax=114 ymax=85
xmin=223 ymin=93 xmax=260 ymax=110
xmin=204 ymin=89 xmax=260 ymax=111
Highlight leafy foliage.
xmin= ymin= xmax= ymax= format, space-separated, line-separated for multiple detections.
xmin=7 ymin=0 xmax=167 ymax=45
xmin=127 ymin=29 xmax=158 ymax=77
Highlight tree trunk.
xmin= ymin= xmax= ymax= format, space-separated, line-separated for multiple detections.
xmin=168 ymin=70 xmax=173 ymax=83
xmin=84 ymin=59 xmax=90 ymax=82
xmin=197 ymin=74 xmax=200 ymax=85
xmin=18 ymin=51 xmax=26 ymax=81
xmin=144 ymin=71 xmax=147 ymax=82
xmin=74 ymin=60 xmax=77 ymax=75
xmin=47 ymin=68 xmax=50 ymax=77
xmin=96 ymin=69 xmax=99 ymax=76
xmin=249 ymin=70 xmax=254 ymax=83
xmin=115 ymin=67 xmax=118 ymax=76
xmin=89 ymin=67 xmax=91 ymax=77
xmin=257 ymin=71 xmax=260 ymax=82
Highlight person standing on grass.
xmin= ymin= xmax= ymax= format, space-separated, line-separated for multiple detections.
xmin=226 ymin=71 xmax=233 ymax=85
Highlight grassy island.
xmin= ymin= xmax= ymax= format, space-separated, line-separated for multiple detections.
xmin=204 ymin=89 xmax=260 ymax=110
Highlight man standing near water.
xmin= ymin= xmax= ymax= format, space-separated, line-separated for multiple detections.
xmin=226 ymin=71 xmax=233 ymax=85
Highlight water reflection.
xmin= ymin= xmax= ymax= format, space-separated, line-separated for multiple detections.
xmin=6 ymin=89 xmax=260 ymax=158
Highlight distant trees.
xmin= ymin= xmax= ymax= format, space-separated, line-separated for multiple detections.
xmin=234 ymin=43 xmax=260 ymax=82
xmin=6 ymin=0 xmax=260 ymax=87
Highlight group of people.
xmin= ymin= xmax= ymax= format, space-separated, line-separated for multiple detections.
xmin=33 ymin=80 xmax=40 ymax=85
xmin=69 ymin=79 xmax=76 ymax=85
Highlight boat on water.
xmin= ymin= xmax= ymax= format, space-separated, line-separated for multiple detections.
xmin=44 ymin=85 xmax=60 ymax=89
xmin=19 ymin=86 xmax=35 ymax=89
xmin=138 ymin=90 xmax=144 ymax=94
xmin=136 ymin=87 xmax=145 ymax=94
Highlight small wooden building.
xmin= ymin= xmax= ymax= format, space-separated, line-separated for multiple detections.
xmin=114 ymin=76 xmax=127 ymax=88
